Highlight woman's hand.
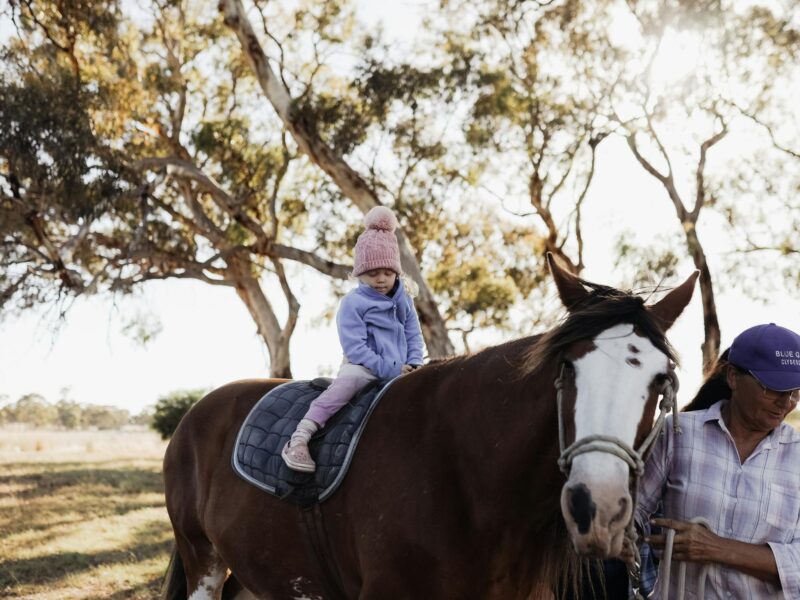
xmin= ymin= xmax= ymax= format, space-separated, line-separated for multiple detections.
xmin=645 ymin=518 xmax=720 ymax=564
xmin=401 ymin=364 xmax=419 ymax=374
xmin=644 ymin=517 xmax=781 ymax=585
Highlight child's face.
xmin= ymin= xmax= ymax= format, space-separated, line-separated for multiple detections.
xmin=359 ymin=268 xmax=397 ymax=295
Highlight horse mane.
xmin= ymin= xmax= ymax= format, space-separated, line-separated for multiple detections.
xmin=520 ymin=279 xmax=678 ymax=378
xmin=682 ymin=348 xmax=732 ymax=412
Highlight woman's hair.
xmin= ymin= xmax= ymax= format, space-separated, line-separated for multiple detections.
xmin=682 ymin=348 xmax=733 ymax=412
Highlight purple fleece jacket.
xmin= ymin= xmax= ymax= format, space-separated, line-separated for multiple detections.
xmin=336 ymin=279 xmax=425 ymax=379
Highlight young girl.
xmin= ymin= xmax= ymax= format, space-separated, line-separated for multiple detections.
xmin=282 ymin=206 xmax=426 ymax=473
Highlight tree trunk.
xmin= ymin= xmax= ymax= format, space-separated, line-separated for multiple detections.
xmin=684 ymin=224 xmax=721 ymax=372
xmin=219 ymin=0 xmax=454 ymax=357
xmin=227 ymin=254 xmax=293 ymax=378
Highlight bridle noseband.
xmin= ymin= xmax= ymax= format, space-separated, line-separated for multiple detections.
xmin=554 ymin=359 xmax=681 ymax=600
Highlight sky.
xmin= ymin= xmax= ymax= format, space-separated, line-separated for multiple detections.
xmin=1 ymin=1 xmax=798 ymax=414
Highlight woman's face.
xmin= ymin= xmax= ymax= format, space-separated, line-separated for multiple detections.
xmin=359 ymin=268 xmax=397 ymax=295
xmin=727 ymin=366 xmax=799 ymax=432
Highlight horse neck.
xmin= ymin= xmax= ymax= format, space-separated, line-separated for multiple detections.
xmin=438 ymin=345 xmax=564 ymax=524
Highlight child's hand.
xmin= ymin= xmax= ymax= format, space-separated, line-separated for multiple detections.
xmin=401 ymin=364 xmax=418 ymax=374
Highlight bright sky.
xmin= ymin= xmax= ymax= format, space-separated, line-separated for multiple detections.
xmin=1 ymin=2 xmax=798 ymax=414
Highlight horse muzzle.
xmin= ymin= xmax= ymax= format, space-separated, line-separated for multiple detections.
xmin=561 ymin=476 xmax=631 ymax=559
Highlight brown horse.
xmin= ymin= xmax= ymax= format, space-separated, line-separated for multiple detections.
xmin=162 ymin=256 xmax=698 ymax=599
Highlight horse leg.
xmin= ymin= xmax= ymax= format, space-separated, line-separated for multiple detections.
xmin=221 ymin=575 xmax=262 ymax=600
xmin=174 ymin=532 xmax=228 ymax=600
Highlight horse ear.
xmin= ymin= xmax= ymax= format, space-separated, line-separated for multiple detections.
xmin=649 ymin=271 xmax=700 ymax=332
xmin=547 ymin=252 xmax=589 ymax=311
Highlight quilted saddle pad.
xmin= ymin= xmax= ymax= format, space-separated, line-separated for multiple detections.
xmin=232 ymin=377 xmax=396 ymax=506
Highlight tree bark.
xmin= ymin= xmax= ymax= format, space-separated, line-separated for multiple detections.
xmin=684 ymin=225 xmax=720 ymax=370
xmin=218 ymin=0 xmax=454 ymax=357
xmin=626 ymin=128 xmax=725 ymax=372
xmin=227 ymin=252 xmax=294 ymax=378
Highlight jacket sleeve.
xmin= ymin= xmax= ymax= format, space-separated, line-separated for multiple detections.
xmin=404 ymin=297 xmax=425 ymax=366
xmin=336 ymin=296 xmax=392 ymax=379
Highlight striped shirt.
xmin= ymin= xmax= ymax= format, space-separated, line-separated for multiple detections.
xmin=636 ymin=400 xmax=800 ymax=599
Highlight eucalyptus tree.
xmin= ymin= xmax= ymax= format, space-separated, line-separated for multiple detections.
xmin=429 ymin=0 xmax=622 ymax=278
xmin=1 ymin=0 xmax=542 ymax=366
xmin=612 ymin=0 xmax=800 ymax=369
xmin=0 ymin=0 xmax=332 ymax=376
xmin=216 ymin=0 xmax=560 ymax=351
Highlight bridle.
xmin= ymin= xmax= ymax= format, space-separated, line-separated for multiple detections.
xmin=554 ymin=359 xmax=681 ymax=600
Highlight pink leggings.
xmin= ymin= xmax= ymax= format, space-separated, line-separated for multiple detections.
xmin=304 ymin=364 xmax=376 ymax=427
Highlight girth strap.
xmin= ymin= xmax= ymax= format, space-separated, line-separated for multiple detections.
xmin=296 ymin=504 xmax=348 ymax=600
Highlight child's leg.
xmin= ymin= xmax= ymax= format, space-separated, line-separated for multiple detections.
xmin=283 ymin=371 xmax=374 ymax=472
xmin=304 ymin=375 xmax=372 ymax=428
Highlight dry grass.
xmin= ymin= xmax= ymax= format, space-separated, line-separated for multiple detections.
xmin=0 ymin=429 xmax=171 ymax=599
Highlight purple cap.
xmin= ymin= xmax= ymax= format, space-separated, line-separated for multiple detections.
xmin=729 ymin=323 xmax=800 ymax=392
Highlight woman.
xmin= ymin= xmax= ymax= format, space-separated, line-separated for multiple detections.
xmin=636 ymin=323 xmax=800 ymax=598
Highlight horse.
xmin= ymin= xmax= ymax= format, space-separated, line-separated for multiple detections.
xmin=161 ymin=255 xmax=698 ymax=599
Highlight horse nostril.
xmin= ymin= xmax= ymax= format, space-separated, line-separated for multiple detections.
xmin=567 ymin=483 xmax=597 ymax=534
xmin=609 ymin=496 xmax=630 ymax=526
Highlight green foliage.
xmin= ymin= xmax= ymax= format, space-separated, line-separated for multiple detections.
xmin=6 ymin=394 xmax=57 ymax=427
xmin=151 ymin=389 xmax=206 ymax=440
xmin=82 ymin=404 xmax=131 ymax=430
xmin=2 ymin=0 xmax=799 ymax=373
xmin=55 ymin=400 xmax=83 ymax=429
xmin=0 ymin=394 xmax=130 ymax=429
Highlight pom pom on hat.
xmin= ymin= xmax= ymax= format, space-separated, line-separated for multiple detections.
xmin=364 ymin=206 xmax=398 ymax=232
xmin=352 ymin=206 xmax=402 ymax=276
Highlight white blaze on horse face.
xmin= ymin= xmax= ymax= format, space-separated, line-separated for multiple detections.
xmin=571 ymin=323 xmax=667 ymax=478
xmin=565 ymin=323 xmax=669 ymax=555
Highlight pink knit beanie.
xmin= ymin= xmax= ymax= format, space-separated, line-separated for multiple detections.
xmin=352 ymin=206 xmax=402 ymax=276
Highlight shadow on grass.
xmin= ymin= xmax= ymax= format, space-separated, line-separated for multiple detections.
xmin=0 ymin=520 xmax=173 ymax=589
xmin=0 ymin=500 xmax=169 ymax=551
xmin=84 ymin=573 xmax=166 ymax=600
xmin=0 ymin=465 xmax=164 ymax=500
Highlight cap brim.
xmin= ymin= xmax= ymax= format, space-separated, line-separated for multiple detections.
xmin=750 ymin=369 xmax=800 ymax=392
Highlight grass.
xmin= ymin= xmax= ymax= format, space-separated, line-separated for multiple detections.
xmin=0 ymin=429 xmax=171 ymax=599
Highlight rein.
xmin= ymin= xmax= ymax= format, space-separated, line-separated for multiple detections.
xmin=554 ymin=361 xmax=681 ymax=600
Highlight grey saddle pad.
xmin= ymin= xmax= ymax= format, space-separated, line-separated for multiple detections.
xmin=232 ymin=377 xmax=396 ymax=506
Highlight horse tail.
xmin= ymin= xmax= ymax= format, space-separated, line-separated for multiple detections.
xmin=161 ymin=544 xmax=187 ymax=600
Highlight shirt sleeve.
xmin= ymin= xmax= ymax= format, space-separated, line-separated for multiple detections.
xmin=635 ymin=416 xmax=673 ymax=530
xmin=403 ymin=297 xmax=425 ymax=366
xmin=336 ymin=296 xmax=391 ymax=379
xmin=768 ymin=540 xmax=800 ymax=597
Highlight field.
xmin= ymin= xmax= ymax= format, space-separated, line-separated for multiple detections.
xmin=0 ymin=429 xmax=171 ymax=599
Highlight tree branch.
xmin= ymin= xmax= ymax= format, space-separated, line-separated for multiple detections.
xmin=692 ymin=119 xmax=728 ymax=221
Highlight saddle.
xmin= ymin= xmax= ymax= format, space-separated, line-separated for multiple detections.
xmin=231 ymin=377 xmax=396 ymax=506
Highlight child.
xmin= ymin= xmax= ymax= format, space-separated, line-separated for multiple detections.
xmin=282 ymin=206 xmax=426 ymax=473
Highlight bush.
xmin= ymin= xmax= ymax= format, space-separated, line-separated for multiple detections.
xmin=151 ymin=389 xmax=206 ymax=440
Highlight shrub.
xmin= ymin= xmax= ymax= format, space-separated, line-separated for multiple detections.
xmin=151 ymin=389 xmax=206 ymax=440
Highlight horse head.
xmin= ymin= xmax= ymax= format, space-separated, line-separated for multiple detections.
xmin=546 ymin=255 xmax=698 ymax=559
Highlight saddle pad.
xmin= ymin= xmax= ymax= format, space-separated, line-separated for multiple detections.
xmin=232 ymin=377 xmax=395 ymax=506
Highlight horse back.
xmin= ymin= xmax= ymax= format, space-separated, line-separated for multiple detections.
xmin=162 ymin=379 xmax=286 ymax=529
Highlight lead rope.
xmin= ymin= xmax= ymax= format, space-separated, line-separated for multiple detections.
xmin=660 ymin=517 xmax=711 ymax=600
xmin=554 ymin=364 xmax=681 ymax=600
